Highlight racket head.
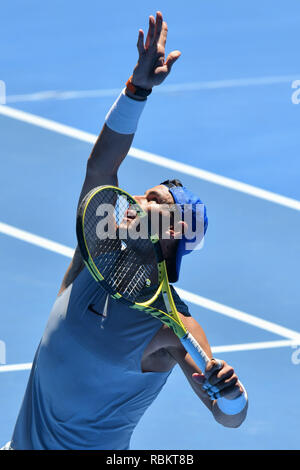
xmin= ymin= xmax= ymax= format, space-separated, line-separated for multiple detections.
xmin=76 ymin=185 xmax=187 ymax=338
xmin=76 ymin=185 xmax=162 ymax=303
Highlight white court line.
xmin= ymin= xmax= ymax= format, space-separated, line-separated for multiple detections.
xmin=0 ymin=105 xmax=95 ymax=144
xmin=5 ymin=74 xmax=300 ymax=103
xmin=1 ymin=221 xmax=300 ymax=342
xmin=0 ymin=363 xmax=32 ymax=373
xmin=1 ymin=338 xmax=300 ymax=373
xmin=212 ymin=338 xmax=300 ymax=354
xmin=0 ymin=104 xmax=300 ymax=211
xmin=176 ymin=288 xmax=300 ymax=342
xmin=0 ymin=222 xmax=74 ymax=258
xmin=129 ymin=148 xmax=300 ymax=211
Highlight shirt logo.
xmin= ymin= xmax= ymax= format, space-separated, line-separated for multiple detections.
xmin=88 ymin=304 xmax=104 ymax=317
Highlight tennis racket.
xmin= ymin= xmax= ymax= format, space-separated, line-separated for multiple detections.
xmin=76 ymin=185 xmax=212 ymax=375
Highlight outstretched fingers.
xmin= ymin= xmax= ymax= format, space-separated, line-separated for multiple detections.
xmin=165 ymin=50 xmax=181 ymax=71
xmin=153 ymin=11 xmax=163 ymax=44
xmin=145 ymin=12 xmax=164 ymax=49
xmin=137 ymin=29 xmax=145 ymax=56
xmin=133 ymin=12 xmax=181 ymax=88
xmin=154 ymin=50 xmax=181 ymax=77
xmin=145 ymin=15 xmax=155 ymax=49
xmin=158 ymin=21 xmax=168 ymax=49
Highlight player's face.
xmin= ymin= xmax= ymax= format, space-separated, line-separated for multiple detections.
xmin=119 ymin=185 xmax=172 ymax=231
xmin=118 ymin=185 xmax=183 ymax=255
xmin=132 ymin=185 xmax=177 ymax=238
xmin=119 ymin=185 xmax=182 ymax=262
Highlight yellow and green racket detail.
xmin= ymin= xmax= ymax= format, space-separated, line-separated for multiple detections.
xmin=76 ymin=185 xmax=210 ymax=372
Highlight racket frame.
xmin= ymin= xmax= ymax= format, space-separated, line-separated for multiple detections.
xmin=77 ymin=185 xmax=212 ymax=373
xmin=76 ymin=185 xmax=188 ymax=338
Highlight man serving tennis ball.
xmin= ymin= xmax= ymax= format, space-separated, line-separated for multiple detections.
xmin=6 ymin=11 xmax=248 ymax=451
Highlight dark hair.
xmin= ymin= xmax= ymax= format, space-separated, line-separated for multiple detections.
xmin=160 ymin=179 xmax=183 ymax=188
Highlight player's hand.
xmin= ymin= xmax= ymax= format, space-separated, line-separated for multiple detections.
xmin=131 ymin=11 xmax=181 ymax=89
xmin=192 ymin=359 xmax=244 ymax=400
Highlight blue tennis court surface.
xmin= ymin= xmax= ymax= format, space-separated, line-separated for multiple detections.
xmin=1 ymin=0 xmax=300 ymax=450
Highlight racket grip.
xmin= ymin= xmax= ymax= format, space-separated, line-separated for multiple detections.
xmin=180 ymin=332 xmax=210 ymax=374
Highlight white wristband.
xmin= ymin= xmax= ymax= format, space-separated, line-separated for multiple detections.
xmin=105 ymin=89 xmax=147 ymax=134
xmin=216 ymin=382 xmax=248 ymax=415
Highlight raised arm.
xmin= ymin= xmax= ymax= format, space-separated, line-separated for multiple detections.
xmin=59 ymin=11 xmax=181 ymax=294
xmin=78 ymin=11 xmax=181 ymax=207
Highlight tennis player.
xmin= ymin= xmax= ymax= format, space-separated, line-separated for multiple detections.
xmin=3 ymin=11 xmax=247 ymax=451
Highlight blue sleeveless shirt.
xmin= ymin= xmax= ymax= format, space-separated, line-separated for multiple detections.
xmin=11 ymin=266 xmax=190 ymax=450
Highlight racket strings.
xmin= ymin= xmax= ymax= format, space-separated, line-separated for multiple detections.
xmin=123 ymin=264 xmax=151 ymax=298
xmin=83 ymin=189 xmax=158 ymax=302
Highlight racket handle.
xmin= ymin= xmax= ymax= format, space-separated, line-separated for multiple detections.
xmin=180 ymin=332 xmax=210 ymax=374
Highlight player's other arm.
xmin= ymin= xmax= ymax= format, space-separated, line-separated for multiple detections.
xmin=78 ymin=11 xmax=181 ymax=206
xmin=166 ymin=315 xmax=248 ymax=428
